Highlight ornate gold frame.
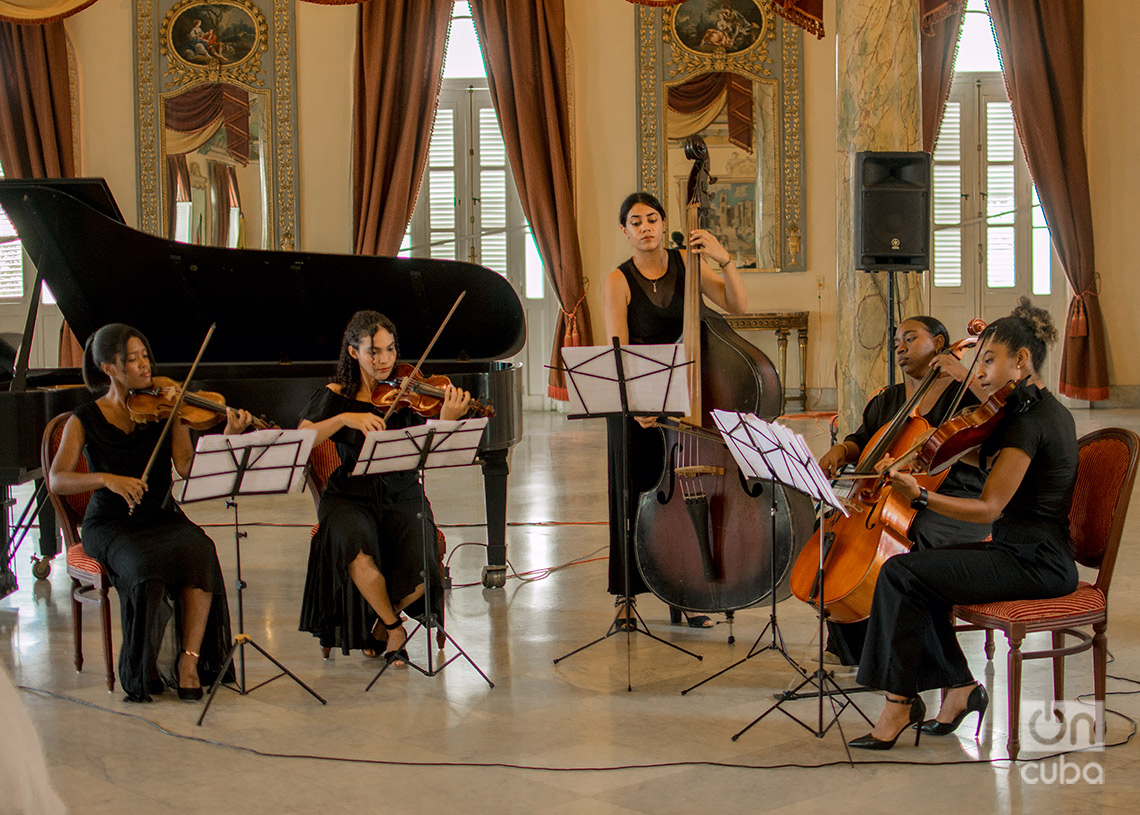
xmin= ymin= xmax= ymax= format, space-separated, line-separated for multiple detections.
xmin=636 ymin=2 xmax=806 ymax=272
xmin=134 ymin=0 xmax=298 ymax=250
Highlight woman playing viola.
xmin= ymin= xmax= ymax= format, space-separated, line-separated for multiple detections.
xmin=297 ymin=310 xmax=471 ymax=663
xmin=48 ymin=324 xmax=252 ymax=702
xmin=818 ymin=316 xmax=992 ymax=666
xmin=849 ymin=298 xmax=1078 ymax=750
xmin=602 ymin=191 xmax=747 ymax=630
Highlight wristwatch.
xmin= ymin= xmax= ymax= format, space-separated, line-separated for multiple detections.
xmin=910 ymin=487 xmax=929 ymax=510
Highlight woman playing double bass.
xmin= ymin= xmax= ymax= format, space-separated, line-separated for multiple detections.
xmin=849 ymin=298 xmax=1078 ymax=749
xmin=818 ymin=316 xmax=992 ymax=666
xmin=601 ymin=191 xmax=747 ymax=629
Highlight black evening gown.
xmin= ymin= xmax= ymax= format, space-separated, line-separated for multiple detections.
xmin=298 ymin=388 xmax=444 ymax=655
xmin=606 ymin=249 xmax=685 ymax=596
xmin=73 ymin=401 xmax=232 ymax=702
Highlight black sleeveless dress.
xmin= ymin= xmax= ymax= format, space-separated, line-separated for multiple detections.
xmin=297 ymin=388 xmax=444 ymax=655
xmin=73 ymin=400 xmax=232 ymax=702
xmin=606 ymin=250 xmax=685 ymax=596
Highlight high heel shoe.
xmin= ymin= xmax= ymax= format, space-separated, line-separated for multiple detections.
xmin=919 ymin=683 xmax=989 ymax=737
xmin=381 ymin=617 xmax=409 ymax=666
xmin=847 ymin=695 xmax=926 ymax=750
xmin=176 ymin=650 xmax=204 ymax=701
xmin=668 ymin=606 xmax=714 ymax=628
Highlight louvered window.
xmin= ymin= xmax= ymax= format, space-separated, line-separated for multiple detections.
xmin=0 ymin=160 xmax=23 ymax=300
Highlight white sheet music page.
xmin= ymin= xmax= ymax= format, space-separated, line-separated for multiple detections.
xmin=352 ymin=418 xmax=488 ymax=476
xmin=175 ymin=428 xmax=317 ymax=502
xmin=560 ymin=344 xmax=690 ymax=417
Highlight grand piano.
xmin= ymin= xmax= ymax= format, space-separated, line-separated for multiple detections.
xmin=0 ymin=178 xmax=525 ymax=593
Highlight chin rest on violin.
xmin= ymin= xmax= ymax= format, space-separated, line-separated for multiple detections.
xmin=128 ymin=375 xmax=273 ymax=430
xmin=371 ymin=363 xmax=495 ymax=418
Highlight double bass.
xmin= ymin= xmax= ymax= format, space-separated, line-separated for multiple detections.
xmin=788 ymin=322 xmax=985 ymax=622
xmin=634 ymin=136 xmax=814 ymax=614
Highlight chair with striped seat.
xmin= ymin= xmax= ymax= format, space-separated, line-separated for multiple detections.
xmin=40 ymin=411 xmax=117 ymax=692
xmin=953 ymin=427 xmax=1140 ymax=760
xmin=305 ymin=438 xmax=447 ymax=657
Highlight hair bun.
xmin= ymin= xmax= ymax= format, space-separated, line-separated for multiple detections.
xmin=1010 ymin=295 xmax=1057 ymax=347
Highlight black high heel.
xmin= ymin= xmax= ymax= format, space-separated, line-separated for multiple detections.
xmin=381 ymin=616 xmax=409 ymax=666
xmin=848 ymin=695 xmax=926 ymax=750
xmin=176 ymin=649 xmax=204 ymax=701
xmin=919 ymin=683 xmax=989 ymax=736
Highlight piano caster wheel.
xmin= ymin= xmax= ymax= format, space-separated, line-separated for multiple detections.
xmin=481 ymin=565 xmax=507 ymax=589
xmin=31 ymin=558 xmax=51 ymax=580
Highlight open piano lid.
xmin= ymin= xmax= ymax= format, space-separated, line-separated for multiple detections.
xmin=0 ymin=178 xmax=526 ymax=364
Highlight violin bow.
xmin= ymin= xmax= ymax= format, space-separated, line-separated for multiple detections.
xmin=133 ymin=323 xmax=216 ymax=509
xmin=380 ymin=291 xmax=466 ymax=423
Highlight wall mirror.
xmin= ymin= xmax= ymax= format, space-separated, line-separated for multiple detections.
xmin=134 ymin=0 xmax=299 ymax=250
xmin=636 ymin=0 xmax=806 ymax=272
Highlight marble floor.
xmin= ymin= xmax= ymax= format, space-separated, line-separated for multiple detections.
xmin=3 ymin=406 xmax=1140 ymax=814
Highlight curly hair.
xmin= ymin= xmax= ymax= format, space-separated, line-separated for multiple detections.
xmin=979 ymin=296 xmax=1057 ymax=372
xmin=82 ymin=324 xmax=154 ymax=394
xmin=330 ymin=310 xmax=399 ymax=397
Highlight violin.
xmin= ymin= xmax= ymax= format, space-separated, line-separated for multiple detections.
xmin=913 ymin=379 xmax=1015 ymax=476
xmin=128 ymin=375 xmax=274 ymax=431
xmin=370 ymin=364 xmax=495 ymax=418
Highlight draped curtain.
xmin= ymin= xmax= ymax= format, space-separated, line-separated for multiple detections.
xmin=0 ymin=19 xmax=82 ymax=365
xmin=352 ymin=0 xmax=452 ymax=256
xmin=164 ymin=83 xmax=250 ymax=166
xmin=0 ymin=0 xmax=353 ymax=23
xmin=667 ymin=72 xmax=753 ymax=153
xmin=470 ymin=0 xmax=594 ymax=400
xmin=767 ymin=1 xmax=963 ymax=41
xmin=211 ymin=163 xmax=240 ymax=249
xmin=988 ymin=0 xmax=1108 ymax=401
xmin=920 ymin=5 xmax=963 ymax=151
xmin=165 ymin=154 xmax=190 ymax=241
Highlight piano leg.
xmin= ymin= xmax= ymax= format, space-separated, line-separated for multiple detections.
xmin=480 ymin=449 xmax=509 ymax=589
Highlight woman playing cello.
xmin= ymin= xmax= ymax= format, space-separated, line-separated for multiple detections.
xmin=601 ymin=191 xmax=747 ymax=629
xmin=818 ymin=315 xmax=991 ymax=666
xmin=849 ymin=298 xmax=1078 ymax=749
xmin=48 ymin=324 xmax=253 ymax=702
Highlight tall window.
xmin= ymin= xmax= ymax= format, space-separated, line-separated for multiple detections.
xmin=402 ymin=1 xmax=544 ymax=301
xmin=930 ymin=0 xmax=1052 ymax=322
xmin=0 ymin=160 xmax=23 ymax=300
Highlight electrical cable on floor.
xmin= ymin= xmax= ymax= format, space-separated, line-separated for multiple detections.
xmin=15 ymin=683 xmax=1136 ymax=772
xmin=441 ymin=541 xmax=609 ymax=588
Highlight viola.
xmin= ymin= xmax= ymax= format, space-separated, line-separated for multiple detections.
xmin=128 ymin=375 xmax=274 ymax=431
xmin=371 ymin=364 xmax=495 ymax=418
xmin=914 ymin=379 xmax=1014 ymax=476
xmin=788 ymin=323 xmax=985 ymax=623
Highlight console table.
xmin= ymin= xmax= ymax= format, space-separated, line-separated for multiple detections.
xmin=724 ymin=311 xmax=809 ymax=413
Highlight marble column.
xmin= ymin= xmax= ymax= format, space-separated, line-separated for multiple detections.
xmin=835 ymin=0 xmax=926 ymax=434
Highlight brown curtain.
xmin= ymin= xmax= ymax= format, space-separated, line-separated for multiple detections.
xmin=211 ymin=163 xmax=240 ymax=248
xmin=667 ymin=72 xmax=753 ymax=153
xmin=920 ymin=4 xmax=964 ymax=151
xmin=164 ymin=83 xmax=250 ymax=166
xmin=352 ymin=0 xmax=452 ymax=256
xmin=989 ymin=0 xmax=1109 ymax=401
xmin=0 ymin=20 xmax=82 ymax=366
xmin=165 ymin=154 xmax=191 ymax=240
xmin=772 ymin=1 xmax=960 ymax=41
xmin=470 ymin=0 xmax=594 ymax=400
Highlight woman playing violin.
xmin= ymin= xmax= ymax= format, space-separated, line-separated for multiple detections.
xmin=602 ymin=191 xmax=747 ymax=630
xmin=48 ymin=324 xmax=252 ymax=702
xmin=297 ymin=310 xmax=471 ymax=663
xmin=849 ymin=298 xmax=1078 ymax=750
xmin=818 ymin=316 xmax=992 ymax=666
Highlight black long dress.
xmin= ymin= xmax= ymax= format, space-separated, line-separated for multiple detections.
xmin=856 ymin=383 xmax=1079 ymax=696
xmin=606 ymin=249 xmax=684 ymax=596
xmin=298 ymin=387 xmax=444 ymax=655
xmin=73 ymin=401 xmax=232 ymax=702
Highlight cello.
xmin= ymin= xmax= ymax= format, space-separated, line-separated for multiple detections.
xmin=634 ymin=136 xmax=815 ymax=615
xmin=788 ymin=321 xmax=985 ymax=622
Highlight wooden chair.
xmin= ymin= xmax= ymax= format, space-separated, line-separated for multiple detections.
xmin=40 ymin=411 xmax=116 ymax=692
xmin=305 ymin=438 xmax=447 ymax=656
xmin=953 ymin=427 xmax=1140 ymax=760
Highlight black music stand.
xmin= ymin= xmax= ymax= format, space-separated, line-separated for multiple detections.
xmin=551 ymin=339 xmax=702 ymax=692
xmin=356 ymin=418 xmax=494 ymax=690
xmin=178 ymin=428 xmax=328 ymax=726
xmin=705 ymin=412 xmax=871 ymax=753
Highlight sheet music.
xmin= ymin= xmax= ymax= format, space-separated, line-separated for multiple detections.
xmin=352 ymin=418 xmax=488 ymax=476
xmin=559 ymin=344 xmax=690 ymax=417
xmin=175 ymin=428 xmax=316 ymax=502
xmin=712 ymin=410 xmax=847 ymax=514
